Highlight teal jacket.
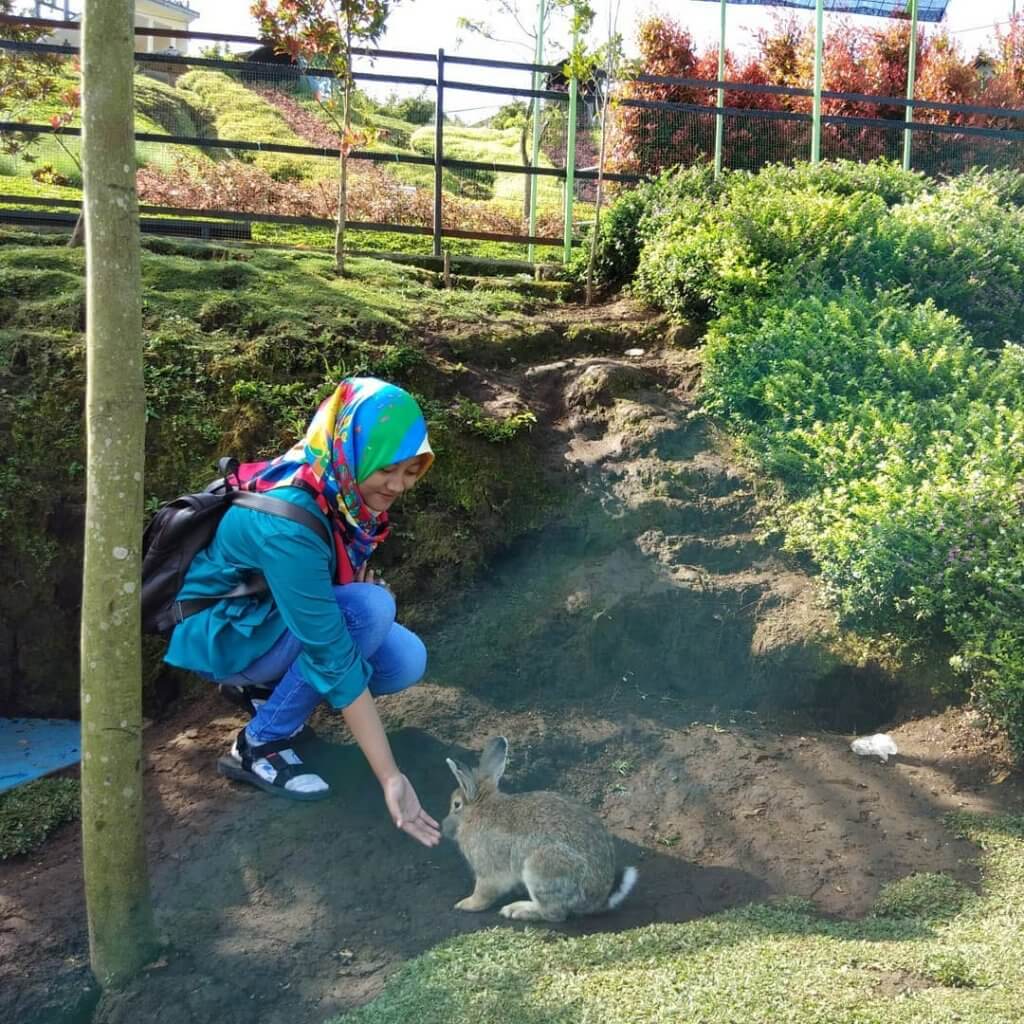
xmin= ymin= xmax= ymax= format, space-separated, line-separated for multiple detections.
xmin=164 ymin=486 xmax=372 ymax=708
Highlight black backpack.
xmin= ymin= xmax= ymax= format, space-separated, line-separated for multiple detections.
xmin=140 ymin=457 xmax=330 ymax=635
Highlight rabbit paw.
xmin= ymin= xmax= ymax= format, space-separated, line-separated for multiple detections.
xmin=499 ymin=900 xmax=557 ymax=921
xmin=454 ymin=895 xmax=492 ymax=912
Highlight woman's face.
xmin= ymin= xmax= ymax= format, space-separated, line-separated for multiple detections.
xmin=358 ymin=455 xmax=428 ymax=513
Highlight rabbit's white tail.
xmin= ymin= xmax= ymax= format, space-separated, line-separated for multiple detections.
xmin=607 ymin=866 xmax=638 ymax=910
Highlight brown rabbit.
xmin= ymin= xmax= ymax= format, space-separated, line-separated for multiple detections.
xmin=442 ymin=736 xmax=638 ymax=922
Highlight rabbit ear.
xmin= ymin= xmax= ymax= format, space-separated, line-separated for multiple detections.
xmin=446 ymin=757 xmax=478 ymax=800
xmin=478 ymin=736 xmax=509 ymax=783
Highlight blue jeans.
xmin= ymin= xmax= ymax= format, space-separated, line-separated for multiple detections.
xmin=215 ymin=583 xmax=426 ymax=744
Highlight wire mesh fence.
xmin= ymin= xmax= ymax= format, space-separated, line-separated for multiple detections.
xmin=2 ymin=17 xmax=1024 ymax=265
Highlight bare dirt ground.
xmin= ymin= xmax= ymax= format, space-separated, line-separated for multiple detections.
xmin=2 ymin=305 xmax=1022 ymax=1024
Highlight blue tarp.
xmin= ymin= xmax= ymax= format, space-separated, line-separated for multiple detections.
xmin=0 ymin=718 xmax=81 ymax=793
xmin=691 ymin=0 xmax=949 ymax=23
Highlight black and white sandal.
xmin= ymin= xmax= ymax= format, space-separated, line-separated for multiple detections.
xmin=217 ymin=728 xmax=330 ymax=801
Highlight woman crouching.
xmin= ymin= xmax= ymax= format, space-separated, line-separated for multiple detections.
xmin=163 ymin=377 xmax=440 ymax=847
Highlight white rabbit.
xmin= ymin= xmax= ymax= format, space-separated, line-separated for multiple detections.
xmin=442 ymin=736 xmax=638 ymax=922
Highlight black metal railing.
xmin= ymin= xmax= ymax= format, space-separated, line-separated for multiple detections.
xmin=2 ymin=17 xmax=1023 ymax=263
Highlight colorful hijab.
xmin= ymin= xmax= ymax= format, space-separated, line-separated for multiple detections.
xmin=245 ymin=378 xmax=433 ymax=579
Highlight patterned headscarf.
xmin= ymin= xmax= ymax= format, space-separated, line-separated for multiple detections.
xmin=245 ymin=378 xmax=433 ymax=578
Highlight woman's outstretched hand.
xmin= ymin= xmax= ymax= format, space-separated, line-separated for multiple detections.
xmin=383 ymin=773 xmax=441 ymax=847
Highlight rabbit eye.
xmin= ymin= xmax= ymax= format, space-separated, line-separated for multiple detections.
xmin=453 ymin=797 xmax=463 ymax=810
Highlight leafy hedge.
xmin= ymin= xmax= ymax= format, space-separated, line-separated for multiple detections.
xmin=0 ymin=778 xmax=79 ymax=859
xmin=607 ymin=159 xmax=1024 ymax=753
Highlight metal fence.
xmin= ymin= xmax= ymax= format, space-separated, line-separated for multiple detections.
xmin=2 ymin=16 xmax=1023 ymax=266
xmin=618 ymin=75 xmax=1024 ymax=179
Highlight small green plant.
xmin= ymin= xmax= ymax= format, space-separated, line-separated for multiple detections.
xmin=923 ymin=951 xmax=978 ymax=989
xmin=451 ymin=399 xmax=536 ymax=443
xmin=0 ymin=778 xmax=80 ymax=859
xmin=872 ymin=872 xmax=972 ymax=921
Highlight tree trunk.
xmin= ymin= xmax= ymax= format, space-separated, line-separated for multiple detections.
xmin=68 ymin=211 xmax=85 ymax=247
xmin=80 ymin=0 xmax=156 ymax=987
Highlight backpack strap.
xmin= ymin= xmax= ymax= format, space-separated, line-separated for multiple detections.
xmin=158 ymin=490 xmax=333 ymax=632
xmin=231 ymin=490 xmax=331 ymax=547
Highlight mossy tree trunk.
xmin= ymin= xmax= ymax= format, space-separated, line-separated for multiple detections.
xmin=80 ymin=0 xmax=157 ymax=987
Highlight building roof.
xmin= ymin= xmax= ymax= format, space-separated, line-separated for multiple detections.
xmin=141 ymin=0 xmax=200 ymax=21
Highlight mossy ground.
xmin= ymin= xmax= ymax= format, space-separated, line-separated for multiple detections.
xmin=0 ymin=778 xmax=79 ymax=859
xmin=0 ymin=228 xmax=562 ymax=716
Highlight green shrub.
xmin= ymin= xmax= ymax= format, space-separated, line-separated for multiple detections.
xmin=570 ymin=164 xmax=718 ymax=292
xmin=703 ymin=284 xmax=1024 ymax=751
xmin=633 ymin=162 xmax=1024 ymax=347
xmin=755 ymin=156 xmax=928 ymax=206
xmin=874 ymin=184 xmax=1024 ymax=349
xmin=0 ymin=778 xmax=79 ymax=859
xmin=942 ymin=165 xmax=1024 ymax=208
xmin=635 ymin=175 xmax=888 ymax=322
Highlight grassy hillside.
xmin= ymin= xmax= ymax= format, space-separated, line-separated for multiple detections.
xmin=0 ymin=69 xmax=221 ymax=185
xmin=411 ymin=123 xmax=564 ymax=210
xmin=0 ymin=228 xmax=564 ymax=717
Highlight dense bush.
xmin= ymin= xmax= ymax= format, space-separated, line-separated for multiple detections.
xmin=617 ymin=159 xmax=1024 ymax=752
xmin=878 ymin=185 xmax=1024 ymax=349
xmin=753 ymin=157 xmax=928 ymax=206
xmin=569 ymin=164 xmax=719 ymax=292
xmin=633 ymin=164 xmax=1024 ymax=350
xmin=634 ymin=171 xmax=888 ymax=321
xmin=613 ymin=12 xmax=1024 ymax=178
xmin=377 ymin=90 xmax=435 ymax=125
xmin=701 ymin=282 xmax=1024 ymax=753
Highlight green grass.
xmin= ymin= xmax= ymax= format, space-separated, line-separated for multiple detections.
xmin=251 ymin=222 xmax=565 ymax=263
xmin=0 ymin=778 xmax=80 ymax=859
xmin=0 ymin=173 xmax=81 ymax=203
xmin=0 ymin=67 xmax=216 ymax=181
xmin=175 ymin=70 xmax=333 ymax=182
xmin=411 ymin=124 xmax=563 ymax=210
xmin=338 ymin=815 xmax=1024 ymax=1024
xmin=1 ymin=226 xmax=563 ymax=718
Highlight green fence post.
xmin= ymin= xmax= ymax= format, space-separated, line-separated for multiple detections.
xmin=563 ymin=33 xmax=578 ymax=264
xmin=713 ymin=0 xmax=726 ymax=179
xmin=528 ymin=0 xmax=546 ymax=264
xmin=902 ymin=0 xmax=919 ymax=171
xmin=811 ymin=0 xmax=824 ymax=164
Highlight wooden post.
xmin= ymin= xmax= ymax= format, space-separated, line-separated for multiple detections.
xmin=443 ymin=249 xmax=451 ymax=288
